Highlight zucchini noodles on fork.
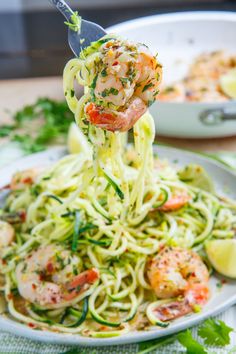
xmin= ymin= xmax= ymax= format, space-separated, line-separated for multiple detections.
xmin=1 ymin=35 xmax=236 ymax=337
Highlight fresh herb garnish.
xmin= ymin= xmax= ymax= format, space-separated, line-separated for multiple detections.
xmin=103 ymin=172 xmax=124 ymax=200
xmin=198 ymin=318 xmax=233 ymax=347
xmin=147 ymin=99 xmax=155 ymax=107
xmin=72 ymin=210 xmax=81 ymax=251
xmin=178 ymin=330 xmax=207 ymax=354
xmin=138 ymin=318 xmax=234 ymax=354
xmin=101 ymin=68 xmax=108 ymax=77
xmin=120 ymin=77 xmax=129 ymax=86
xmin=101 ymin=88 xmax=119 ymax=97
xmin=142 ymin=82 xmax=154 ymax=92
xmin=47 ymin=194 xmax=63 ymax=204
xmin=0 ymin=124 xmax=15 ymax=137
xmin=0 ymin=98 xmax=74 ymax=154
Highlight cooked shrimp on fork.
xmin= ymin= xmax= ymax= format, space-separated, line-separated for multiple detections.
xmin=85 ymin=38 xmax=162 ymax=132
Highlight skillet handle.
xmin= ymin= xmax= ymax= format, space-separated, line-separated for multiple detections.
xmin=199 ymin=107 xmax=236 ymax=125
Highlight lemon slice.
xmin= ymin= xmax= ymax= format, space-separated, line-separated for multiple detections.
xmin=178 ymin=164 xmax=215 ymax=193
xmin=205 ymin=239 xmax=236 ymax=278
xmin=220 ymin=68 xmax=236 ymax=99
xmin=67 ymin=122 xmax=92 ymax=157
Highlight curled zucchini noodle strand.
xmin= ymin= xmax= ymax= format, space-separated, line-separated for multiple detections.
xmin=1 ymin=36 xmax=236 ymax=337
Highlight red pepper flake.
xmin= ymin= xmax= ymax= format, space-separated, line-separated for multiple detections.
xmin=51 ymin=297 xmax=57 ymax=304
xmin=32 ymin=283 xmax=37 ymax=290
xmin=112 ymin=61 xmax=118 ymax=66
xmin=46 ymin=262 xmax=54 ymax=273
xmin=28 ymin=322 xmax=36 ymax=328
xmin=7 ymin=293 xmax=13 ymax=300
xmin=19 ymin=210 xmax=26 ymax=223
xmin=22 ymin=177 xmax=33 ymax=184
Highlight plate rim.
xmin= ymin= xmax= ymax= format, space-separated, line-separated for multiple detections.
xmin=0 ymin=145 xmax=236 ymax=346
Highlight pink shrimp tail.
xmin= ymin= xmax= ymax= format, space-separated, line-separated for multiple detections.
xmin=154 ymin=284 xmax=209 ymax=322
xmin=85 ymin=97 xmax=147 ymax=132
xmin=64 ymin=268 xmax=99 ymax=301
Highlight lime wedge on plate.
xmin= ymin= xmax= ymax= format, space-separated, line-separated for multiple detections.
xmin=220 ymin=68 xmax=236 ymax=99
xmin=67 ymin=122 xmax=92 ymax=157
xmin=205 ymin=239 xmax=236 ymax=278
xmin=178 ymin=164 xmax=215 ymax=193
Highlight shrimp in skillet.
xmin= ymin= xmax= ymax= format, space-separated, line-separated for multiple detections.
xmin=147 ymin=246 xmax=209 ymax=322
xmin=85 ymin=38 xmax=162 ymax=132
xmin=15 ymin=245 xmax=99 ymax=309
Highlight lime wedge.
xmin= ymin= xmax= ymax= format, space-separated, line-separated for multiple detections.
xmin=205 ymin=239 xmax=236 ymax=278
xmin=220 ymin=68 xmax=236 ymax=99
xmin=178 ymin=164 xmax=215 ymax=193
xmin=67 ymin=122 xmax=92 ymax=157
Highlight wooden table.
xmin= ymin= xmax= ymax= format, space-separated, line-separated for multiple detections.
xmin=1 ymin=77 xmax=236 ymax=152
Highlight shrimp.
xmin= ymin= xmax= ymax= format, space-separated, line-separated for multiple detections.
xmin=147 ymin=246 xmax=209 ymax=322
xmin=0 ymin=221 xmax=15 ymax=249
xmin=15 ymin=245 xmax=99 ymax=308
xmin=0 ymin=221 xmax=15 ymax=267
xmin=10 ymin=168 xmax=40 ymax=191
xmin=158 ymin=83 xmax=186 ymax=102
xmin=85 ymin=38 xmax=162 ymax=132
xmin=85 ymin=97 xmax=147 ymax=132
xmin=158 ymin=191 xmax=191 ymax=212
xmin=134 ymin=51 xmax=162 ymax=104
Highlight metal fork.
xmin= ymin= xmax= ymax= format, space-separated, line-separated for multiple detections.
xmin=49 ymin=0 xmax=107 ymax=57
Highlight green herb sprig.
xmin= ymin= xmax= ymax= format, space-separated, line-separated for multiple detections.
xmin=138 ymin=318 xmax=233 ymax=354
xmin=0 ymin=98 xmax=74 ymax=154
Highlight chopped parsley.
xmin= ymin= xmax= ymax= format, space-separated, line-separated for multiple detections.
xmin=0 ymin=124 xmax=15 ymax=137
xmin=120 ymin=77 xmax=129 ymax=86
xmin=142 ymin=82 xmax=154 ymax=92
xmin=0 ymin=98 xmax=74 ymax=154
xmin=101 ymin=68 xmax=108 ymax=77
xmin=101 ymin=88 xmax=119 ymax=97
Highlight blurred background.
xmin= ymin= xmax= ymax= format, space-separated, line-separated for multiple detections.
xmin=1 ymin=0 xmax=236 ymax=79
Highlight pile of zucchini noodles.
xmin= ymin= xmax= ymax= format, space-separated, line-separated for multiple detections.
xmin=1 ymin=36 xmax=236 ymax=337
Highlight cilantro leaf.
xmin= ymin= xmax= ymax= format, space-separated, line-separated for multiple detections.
xmin=177 ymin=330 xmax=207 ymax=354
xmin=1 ymin=98 xmax=74 ymax=154
xmin=0 ymin=124 xmax=15 ymax=137
xmin=198 ymin=318 xmax=233 ymax=347
xmin=12 ymin=134 xmax=44 ymax=153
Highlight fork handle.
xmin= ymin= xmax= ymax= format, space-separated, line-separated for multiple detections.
xmin=49 ymin=0 xmax=73 ymax=22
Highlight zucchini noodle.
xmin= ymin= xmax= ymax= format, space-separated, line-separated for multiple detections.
xmin=1 ymin=35 xmax=236 ymax=338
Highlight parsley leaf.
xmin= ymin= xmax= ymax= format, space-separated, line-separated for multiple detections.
xmin=198 ymin=318 xmax=233 ymax=347
xmin=177 ymin=330 xmax=207 ymax=354
xmin=1 ymin=98 xmax=74 ymax=154
xmin=0 ymin=124 xmax=15 ymax=137
xmin=142 ymin=82 xmax=154 ymax=92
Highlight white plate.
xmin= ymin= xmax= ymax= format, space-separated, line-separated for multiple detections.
xmin=0 ymin=145 xmax=236 ymax=346
xmin=108 ymin=12 xmax=236 ymax=138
